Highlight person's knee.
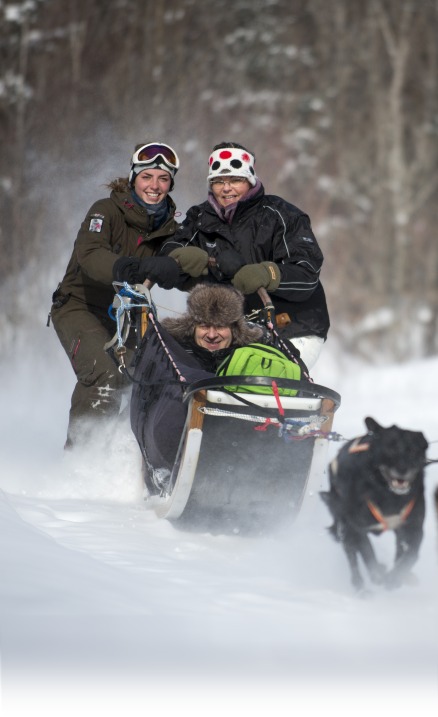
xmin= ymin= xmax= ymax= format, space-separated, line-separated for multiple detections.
xmin=72 ymin=369 xmax=125 ymax=411
xmin=289 ymin=335 xmax=324 ymax=370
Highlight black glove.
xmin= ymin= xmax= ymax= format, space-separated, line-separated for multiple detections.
xmin=215 ymin=249 xmax=246 ymax=279
xmin=112 ymin=256 xmax=140 ymax=283
xmin=169 ymin=246 xmax=209 ymax=277
xmin=232 ymin=262 xmax=281 ymax=294
xmin=137 ymin=256 xmax=181 ymax=289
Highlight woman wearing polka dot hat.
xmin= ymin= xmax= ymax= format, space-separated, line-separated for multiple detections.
xmin=160 ymin=141 xmax=330 ymax=370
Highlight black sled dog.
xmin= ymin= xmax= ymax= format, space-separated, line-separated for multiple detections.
xmin=321 ymin=417 xmax=428 ymax=592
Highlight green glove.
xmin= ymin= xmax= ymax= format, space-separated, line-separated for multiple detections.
xmin=169 ymin=247 xmax=209 ymax=277
xmin=231 ymin=262 xmax=281 ymax=294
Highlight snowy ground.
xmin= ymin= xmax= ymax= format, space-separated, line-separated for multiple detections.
xmin=1 ymin=297 xmax=437 ymax=715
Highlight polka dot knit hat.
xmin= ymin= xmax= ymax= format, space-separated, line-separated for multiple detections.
xmin=207 ymin=145 xmax=257 ymax=186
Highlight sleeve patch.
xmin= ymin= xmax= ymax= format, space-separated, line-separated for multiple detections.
xmin=89 ymin=217 xmax=103 ymax=232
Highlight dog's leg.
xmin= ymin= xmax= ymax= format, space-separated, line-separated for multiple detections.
xmin=356 ymin=534 xmax=386 ymax=585
xmin=385 ymin=525 xmax=423 ymax=589
xmin=321 ymin=490 xmax=367 ymax=591
xmin=320 ymin=491 xmax=341 ymax=542
xmin=339 ymin=525 xmax=366 ymax=592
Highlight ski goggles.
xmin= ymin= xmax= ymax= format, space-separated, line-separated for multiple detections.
xmin=131 ymin=142 xmax=180 ymax=172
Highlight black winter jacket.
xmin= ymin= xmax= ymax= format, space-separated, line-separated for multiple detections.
xmin=160 ymin=185 xmax=330 ymax=340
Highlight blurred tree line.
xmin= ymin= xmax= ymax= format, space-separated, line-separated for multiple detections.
xmin=1 ymin=0 xmax=437 ymax=362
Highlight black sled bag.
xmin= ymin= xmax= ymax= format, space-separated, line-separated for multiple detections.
xmin=130 ymin=320 xmax=213 ymax=472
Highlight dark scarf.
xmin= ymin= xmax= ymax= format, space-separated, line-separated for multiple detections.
xmin=130 ymin=190 xmax=170 ymax=229
xmin=178 ymin=337 xmax=233 ymax=373
xmin=207 ymin=179 xmax=263 ymax=224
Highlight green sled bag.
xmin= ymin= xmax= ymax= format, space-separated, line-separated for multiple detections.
xmin=216 ymin=343 xmax=301 ymax=396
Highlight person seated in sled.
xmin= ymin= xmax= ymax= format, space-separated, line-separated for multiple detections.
xmin=158 ymin=141 xmax=330 ymax=370
xmin=49 ymin=141 xmax=184 ymax=449
xmin=161 ymin=282 xmax=306 ymax=379
xmin=161 ymin=283 xmax=265 ymax=372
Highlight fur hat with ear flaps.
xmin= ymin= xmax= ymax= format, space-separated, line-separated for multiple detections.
xmin=161 ymin=284 xmax=263 ymax=346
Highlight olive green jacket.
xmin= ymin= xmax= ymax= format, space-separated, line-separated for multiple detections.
xmin=55 ymin=182 xmax=178 ymax=311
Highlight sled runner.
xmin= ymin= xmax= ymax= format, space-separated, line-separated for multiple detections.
xmin=106 ymin=282 xmax=341 ymax=534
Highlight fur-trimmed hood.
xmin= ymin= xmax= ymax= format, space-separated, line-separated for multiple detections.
xmin=108 ymin=177 xmax=131 ymax=192
xmin=162 ymin=283 xmax=263 ymax=346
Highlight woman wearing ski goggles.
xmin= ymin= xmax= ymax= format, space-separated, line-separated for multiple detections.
xmin=50 ymin=138 xmax=183 ymax=450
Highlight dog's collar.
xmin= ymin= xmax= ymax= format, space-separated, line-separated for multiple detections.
xmin=367 ymin=498 xmax=416 ymax=532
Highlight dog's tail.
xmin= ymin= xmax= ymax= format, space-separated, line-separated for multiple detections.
xmin=320 ymin=491 xmax=331 ymax=505
xmin=326 ymin=524 xmax=341 ymax=542
xmin=320 ymin=491 xmax=342 ymax=542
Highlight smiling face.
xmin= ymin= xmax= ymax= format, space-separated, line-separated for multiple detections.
xmin=194 ymin=324 xmax=233 ymax=351
xmin=133 ymin=167 xmax=172 ymax=204
xmin=209 ymin=176 xmax=251 ymax=208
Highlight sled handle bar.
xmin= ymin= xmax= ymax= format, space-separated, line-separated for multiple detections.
xmin=143 ymin=261 xmax=272 ymax=307
xmin=182 ymin=376 xmax=341 ymax=409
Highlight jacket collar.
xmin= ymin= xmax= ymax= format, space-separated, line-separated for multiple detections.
xmin=111 ymin=189 xmax=177 ymax=233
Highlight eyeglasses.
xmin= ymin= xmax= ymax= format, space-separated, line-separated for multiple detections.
xmin=132 ymin=142 xmax=180 ymax=171
xmin=209 ymin=177 xmax=248 ymax=187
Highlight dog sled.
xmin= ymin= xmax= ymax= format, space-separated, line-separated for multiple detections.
xmin=106 ymin=282 xmax=341 ymax=535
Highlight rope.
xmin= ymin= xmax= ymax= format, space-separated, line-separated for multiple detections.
xmin=271 ymin=380 xmax=285 ymax=418
xmin=199 ymin=406 xmax=279 ymax=424
xmin=147 ymin=311 xmax=187 ymax=384
xmin=199 ymin=405 xmax=345 ymax=442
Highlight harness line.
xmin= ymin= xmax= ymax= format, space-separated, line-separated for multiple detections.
xmin=367 ymin=498 xmax=416 ymax=532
